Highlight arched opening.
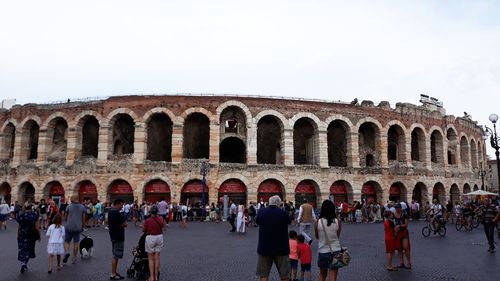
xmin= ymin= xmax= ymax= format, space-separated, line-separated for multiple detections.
xmin=387 ymin=125 xmax=405 ymax=162
xmin=473 ymin=184 xmax=479 ymax=191
xmin=411 ymin=128 xmax=426 ymax=162
xmin=293 ymin=118 xmax=317 ymax=165
xmin=0 ymin=182 xmax=11 ymax=204
xmin=460 ymin=136 xmax=469 ymax=167
xmin=389 ymin=182 xmax=407 ymax=202
xmin=146 ymin=113 xmax=173 ymax=161
xmin=77 ymin=180 xmax=98 ymax=203
xmin=46 ymin=117 xmax=68 ymax=162
xmin=361 ymin=181 xmax=382 ymax=203
xmin=412 ymin=182 xmax=428 ymax=206
xmin=144 ymin=179 xmax=171 ymax=203
xmin=218 ymin=179 xmax=247 ymax=205
xmin=432 ymin=182 xmax=446 ymax=204
xmin=18 ymin=182 xmax=35 ymax=203
xmin=463 ymin=183 xmax=471 ymax=195
xmin=108 ymin=180 xmax=134 ymax=203
xmin=181 ymin=179 xmax=208 ymax=206
xmin=450 ymin=184 xmax=460 ymax=205
xmin=430 ymin=130 xmax=444 ymax=164
xmin=470 ymin=140 xmax=478 ymax=168
xmin=22 ymin=120 xmax=39 ymax=160
xmin=219 ymin=137 xmax=246 ymax=163
xmin=295 ymin=180 xmax=318 ymax=208
xmin=330 ymin=180 xmax=351 ymax=206
xmin=183 ymin=113 xmax=210 ymax=159
xmin=446 ymin=128 xmax=457 ymax=165
xmin=257 ymin=179 xmax=284 ymax=203
xmin=111 ymin=114 xmax=135 ymax=155
xmin=257 ymin=115 xmax=283 ymax=164
xmin=2 ymin=123 xmax=15 ymax=160
xmin=327 ymin=120 xmax=348 ymax=167
xmin=359 ymin=122 xmax=380 ymax=167
xmin=81 ymin=116 xmax=99 ymax=158
xmin=44 ymin=181 xmax=65 ymax=206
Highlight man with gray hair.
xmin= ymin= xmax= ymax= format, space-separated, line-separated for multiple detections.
xmin=255 ymin=195 xmax=291 ymax=281
xmin=63 ymin=195 xmax=86 ymax=264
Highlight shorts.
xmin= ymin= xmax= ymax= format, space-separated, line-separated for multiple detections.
xmin=65 ymin=231 xmax=81 ymax=243
xmin=40 ymin=213 xmax=48 ymax=220
xmin=318 ymin=251 xmax=342 ymax=270
xmin=0 ymin=214 xmax=7 ymax=222
xmin=112 ymin=240 xmax=124 ymax=259
xmin=290 ymin=258 xmax=298 ymax=270
xmin=256 ymin=255 xmax=290 ymax=279
xmin=301 ymin=263 xmax=311 ymax=272
xmin=145 ymin=234 xmax=164 ymax=253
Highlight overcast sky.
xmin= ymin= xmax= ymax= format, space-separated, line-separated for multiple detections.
xmin=1 ymin=1 xmax=499 ymax=155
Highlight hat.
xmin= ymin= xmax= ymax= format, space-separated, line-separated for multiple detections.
xmin=268 ymin=195 xmax=282 ymax=207
xmin=150 ymin=205 xmax=159 ymax=215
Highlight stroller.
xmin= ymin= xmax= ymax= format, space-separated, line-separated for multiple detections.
xmin=79 ymin=233 xmax=94 ymax=259
xmin=126 ymin=233 xmax=150 ymax=280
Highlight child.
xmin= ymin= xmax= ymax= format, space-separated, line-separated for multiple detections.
xmin=384 ymin=211 xmax=399 ymax=271
xmin=296 ymin=234 xmax=312 ymax=281
xmin=288 ymin=230 xmax=298 ymax=281
xmin=46 ymin=214 xmax=65 ymax=274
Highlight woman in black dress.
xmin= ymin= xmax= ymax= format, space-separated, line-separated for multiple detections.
xmin=16 ymin=203 xmax=41 ymax=273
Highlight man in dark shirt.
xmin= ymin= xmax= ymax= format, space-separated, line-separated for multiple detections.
xmin=481 ymin=200 xmax=500 ymax=253
xmin=256 ymin=195 xmax=291 ymax=281
xmin=38 ymin=199 xmax=48 ymax=230
xmin=108 ymin=199 xmax=127 ymax=280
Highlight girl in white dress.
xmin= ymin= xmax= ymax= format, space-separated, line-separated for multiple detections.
xmin=46 ymin=214 xmax=65 ymax=274
xmin=236 ymin=201 xmax=246 ymax=234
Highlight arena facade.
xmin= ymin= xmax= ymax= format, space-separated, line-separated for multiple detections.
xmin=0 ymin=95 xmax=487 ymax=207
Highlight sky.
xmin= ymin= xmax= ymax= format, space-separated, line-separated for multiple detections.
xmin=1 ymin=0 xmax=500 ymax=156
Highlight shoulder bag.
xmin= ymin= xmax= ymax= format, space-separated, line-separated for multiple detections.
xmin=321 ymin=218 xmax=351 ymax=268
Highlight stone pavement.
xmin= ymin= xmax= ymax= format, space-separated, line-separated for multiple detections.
xmin=0 ymin=219 xmax=498 ymax=281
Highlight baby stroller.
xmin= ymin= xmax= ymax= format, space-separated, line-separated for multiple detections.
xmin=126 ymin=233 xmax=150 ymax=280
xmin=79 ymin=233 xmax=94 ymax=259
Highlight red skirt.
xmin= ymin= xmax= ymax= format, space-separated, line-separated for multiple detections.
xmin=396 ymin=229 xmax=411 ymax=251
xmin=385 ymin=237 xmax=401 ymax=253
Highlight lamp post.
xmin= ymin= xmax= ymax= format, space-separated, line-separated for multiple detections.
xmin=200 ymin=161 xmax=210 ymax=218
xmin=484 ymin=113 xmax=500 ymax=192
xmin=478 ymin=169 xmax=487 ymax=190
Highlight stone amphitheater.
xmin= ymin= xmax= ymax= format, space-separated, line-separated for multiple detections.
xmin=0 ymin=94 xmax=487 ymax=207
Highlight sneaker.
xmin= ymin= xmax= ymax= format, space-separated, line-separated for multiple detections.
xmin=63 ymin=253 xmax=70 ymax=263
xmin=20 ymin=264 xmax=27 ymax=273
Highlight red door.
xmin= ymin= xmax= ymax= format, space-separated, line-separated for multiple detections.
xmin=257 ymin=179 xmax=283 ymax=203
xmin=109 ymin=180 xmax=134 ymax=203
xmin=330 ymin=181 xmax=348 ymax=206
xmin=79 ymin=181 xmax=98 ymax=203
xmin=144 ymin=180 xmax=171 ymax=203
xmin=218 ymin=179 xmax=247 ymax=204
xmin=295 ymin=180 xmax=316 ymax=207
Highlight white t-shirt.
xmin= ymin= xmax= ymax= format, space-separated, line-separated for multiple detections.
xmin=317 ymin=218 xmax=341 ymax=253
xmin=431 ymin=204 xmax=442 ymax=215
xmin=123 ymin=204 xmax=131 ymax=213
xmin=0 ymin=203 xmax=10 ymax=215
xmin=46 ymin=225 xmax=65 ymax=244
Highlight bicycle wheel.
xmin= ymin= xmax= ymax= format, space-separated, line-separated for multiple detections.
xmin=422 ymin=226 xmax=431 ymax=237
xmin=438 ymin=226 xmax=447 ymax=237
xmin=455 ymin=220 xmax=463 ymax=231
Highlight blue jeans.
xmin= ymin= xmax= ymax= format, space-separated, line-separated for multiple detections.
xmin=299 ymin=223 xmax=313 ymax=242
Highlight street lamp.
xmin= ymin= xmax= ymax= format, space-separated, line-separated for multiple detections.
xmin=478 ymin=169 xmax=487 ymax=190
xmin=484 ymin=113 xmax=500 ymax=192
xmin=200 ymin=161 xmax=210 ymax=218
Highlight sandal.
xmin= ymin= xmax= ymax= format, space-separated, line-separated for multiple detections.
xmin=386 ymin=267 xmax=398 ymax=271
xmin=110 ymin=274 xmax=125 ymax=280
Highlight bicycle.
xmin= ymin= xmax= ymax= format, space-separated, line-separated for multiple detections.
xmin=455 ymin=215 xmax=472 ymax=232
xmin=422 ymin=217 xmax=447 ymax=237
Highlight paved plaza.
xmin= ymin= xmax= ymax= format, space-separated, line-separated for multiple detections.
xmin=0 ymin=219 xmax=498 ymax=281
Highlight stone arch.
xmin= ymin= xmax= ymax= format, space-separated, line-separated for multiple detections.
xmin=386 ymin=121 xmax=407 ymax=162
xmin=470 ymin=138 xmax=478 ymax=168
xmin=412 ymin=182 xmax=428 ymax=206
xmin=1 ymin=120 xmax=16 ymax=160
xmin=142 ymin=107 xmax=178 ymax=124
xmin=1 ymin=118 xmax=18 ymax=131
xmin=330 ymin=180 xmax=353 ymax=205
xmin=473 ymin=184 xmax=479 ymax=191
xmin=446 ymin=127 xmax=458 ymax=165
xmin=109 ymin=113 xmax=136 ymax=156
xmin=105 ymin=108 xmax=139 ymax=126
xmin=219 ymin=105 xmax=248 ymax=163
xmin=41 ymin=112 xmax=70 ymax=129
xmin=460 ymin=135 xmax=470 ymax=167
xmin=255 ymin=110 xmax=289 ymax=130
xmin=214 ymin=173 xmax=252 ymax=192
xmin=74 ymin=110 xmax=104 ymax=127
xmin=289 ymin=112 xmax=324 ymax=131
xmin=0 ymin=182 xmax=12 ymax=204
xmin=72 ymin=179 xmax=100 ymax=202
xmin=219 ymin=137 xmax=246 ymax=163
xmin=145 ymin=112 xmax=173 ymax=161
xmin=45 ymin=116 xmax=69 ymax=162
xmin=429 ymin=127 xmax=445 ymax=164
xmin=20 ymin=117 xmax=41 ymax=160
xmin=463 ymin=183 xmax=471 ymax=194
xmin=450 ymin=184 xmax=460 ymax=205
xmin=409 ymin=124 xmax=427 ymax=162
xmin=216 ymin=100 xmax=253 ymax=125
xmin=389 ymin=181 xmax=408 ymax=202
xmin=327 ymin=118 xmax=351 ymax=167
xmin=432 ymin=182 xmax=446 ymax=204
xmin=19 ymin=115 xmax=42 ymax=130
xmin=42 ymin=180 xmax=66 ymax=202
xmin=217 ymin=178 xmax=248 ymax=205
xmin=180 ymin=179 xmax=209 ymax=206
xmin=180 ymin=107 xmax=215 ymax=123
xmin=257 ymin=178 xmax=286 ymax=203
xmin=183 ymin=112 xmax=210 ymax=159
xmin=294 ymin=179 xmax=321 ymax=208
xmin=293 ymin=116 xmax=319 ymax=165
xmin=357 ymin=118 xmax=383 ymax=167
xmin=257 ymin=113 xmax=285 ymax=164
xmin=106 ymin=178 xmax=134 ymax=203
xmin=143 ymin=178 xmax=172 ymax=203
xmin=16 ymin=181 xmax=37 ymax=203
xmin=361 ymin=180 xmax=383 ymax=203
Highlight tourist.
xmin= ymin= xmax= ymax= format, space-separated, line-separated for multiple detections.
xmin=143 ymin=205 xmax=164 ymax=281
xmin=248 ymin=202 xmax=257 ymax=227
xmin=480 ymin=199 xmax=500 ymax=253
xmin=46 ymin=213 xmax=65 ymax=274
xmin=94 ymin=200 xmax=103 ymax=227
xmin=47 ymin=200 xmax=58 ymax=225
xmin=39 ymin=199 xmax=48 ymax=230
xmin=393 ymin=203 xmax=411 ymax=269
xmin=17 ymin=202 xmax=41 ymax=273
xmin=255 ymin=195 xmax=291 ymax=281
xmin=123 ymin=202 xmax=131 ymax=222
xmin=297 ymin=199 xmax=316 ymax=245
xmin=180 ymin=203 xmax=188 ymax=228
xmin=383 ymin=211 xmax=398 ymax=271
xmin=0 ymin=199 xmax=10 ymax=230
xmin=108 ymin=198 xmax=127 ymax=280
xmin=429 ymin=199 xmax=443 ymax=231
xmin=63 ymin=195 xmax=85 ymax=264
xmin=288 ymin=230 xmax=298 ymax=281
xmin=157 ymin=198 xmax=168 ymax=226
xmin=315 ymin=200 xmax=342 ymax=281
xmin=297 ymin=234 xmax=312 ymax=281
xmin=237 ymin=200 xmax=246 ymax=234
xmin=229 ymin=200 xmax=237 ymax=232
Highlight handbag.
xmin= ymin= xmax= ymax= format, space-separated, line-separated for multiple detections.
xmin=321 ymin=219 xmax=351 ymax=268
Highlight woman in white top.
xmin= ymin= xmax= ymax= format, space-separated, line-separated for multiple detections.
xmin=46 ymin=214 xmax=65 ymax=273
xmin=236 ymin=201 xmax=246 ymax=234
xmin=315 ymin=200 xmax=342 ymax=281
